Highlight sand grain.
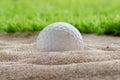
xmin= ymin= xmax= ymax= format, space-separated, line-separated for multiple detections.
xmin=0 ymin=32 xmax=120 ymax=80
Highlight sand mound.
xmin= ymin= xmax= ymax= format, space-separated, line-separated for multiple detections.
xmin=0 ymin=32 xmax=120 ymax=80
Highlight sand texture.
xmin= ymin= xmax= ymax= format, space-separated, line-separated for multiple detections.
xmin=0 ymin=32 xmax=120 ymax=80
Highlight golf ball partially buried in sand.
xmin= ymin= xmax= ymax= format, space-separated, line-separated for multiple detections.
xmin=37 ymin=22 xmax=84 ymax=52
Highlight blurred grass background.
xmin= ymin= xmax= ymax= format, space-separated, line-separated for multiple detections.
xmin=0 ymin=0 xmax=120 ymax=35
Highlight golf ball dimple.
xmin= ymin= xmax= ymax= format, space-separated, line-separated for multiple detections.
xmin=37 ymin=22 xmax=84 ymax=52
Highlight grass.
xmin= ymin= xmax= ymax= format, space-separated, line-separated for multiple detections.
xmin=0 ymin=0 xmax=120 ymax=36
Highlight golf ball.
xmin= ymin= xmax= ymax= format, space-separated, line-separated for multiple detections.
xmin=37 ymin=22 xmax=84 ymax=52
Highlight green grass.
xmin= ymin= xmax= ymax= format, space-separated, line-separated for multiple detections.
xmin=0 ymin=0 xmax=120 ymax=35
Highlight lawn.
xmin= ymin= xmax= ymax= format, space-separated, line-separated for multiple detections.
xmin=0 ymin=0 xmax=120 ymax=35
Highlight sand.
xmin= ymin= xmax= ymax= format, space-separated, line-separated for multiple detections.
xmin=0 ymin=32 xmax=120 ymax=80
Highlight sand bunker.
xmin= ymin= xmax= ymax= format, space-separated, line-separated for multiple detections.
xmin=0 ymin=32 xmax=120 ymax=80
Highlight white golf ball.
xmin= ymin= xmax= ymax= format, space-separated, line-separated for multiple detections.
xmin=37 ymin=22 xmax=84 ymax=52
